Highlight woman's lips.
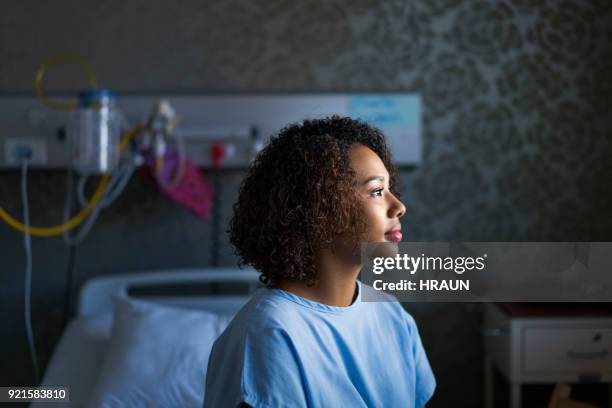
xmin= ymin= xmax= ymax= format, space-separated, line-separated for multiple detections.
xmin=384 ymin=231 xmax=402 ymax=243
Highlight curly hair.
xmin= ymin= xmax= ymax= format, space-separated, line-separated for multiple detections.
xmin=228 ymin=115 xmax=401 ymax=288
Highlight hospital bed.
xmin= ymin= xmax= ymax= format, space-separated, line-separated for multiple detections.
xmin=31 ymin=267 xmax=261 ymax=408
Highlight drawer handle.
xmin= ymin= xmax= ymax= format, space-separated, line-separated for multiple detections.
xmin=566 ymin=350 xmax=609 ymax=359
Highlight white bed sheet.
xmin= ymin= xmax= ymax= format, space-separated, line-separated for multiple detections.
xmin=30 ymin=313 xmax=112 ymax=408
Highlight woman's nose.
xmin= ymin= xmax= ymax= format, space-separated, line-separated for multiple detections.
xmin=389 ymin=194 xmax=406 ymax=219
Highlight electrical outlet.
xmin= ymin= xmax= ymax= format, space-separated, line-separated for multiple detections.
xmin=4 ymin=138 xmax=47 ymax=165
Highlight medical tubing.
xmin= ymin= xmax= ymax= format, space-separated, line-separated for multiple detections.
xmin=61 ymin=244 xmax=76 ymax=332
xmin=62 ymin=188 xmax=103 ymax=246
xmin=76 ymin=162 xmax=135 ymax=210
xmin=0 ymin=125 xmax=144 ymax=237
xmin=152 ymin=133 xmax=186 ymax=189
xmin=62 ymin=170 xmax=78 ymax=246
xmin=168 ymin=131 xmax=186 ymax=188
xmin=64 ymin=163 xmax=135 ymax=246
xmin=94 ymin=163 xmax=134 ymax=207
xmin=60 ymin=172 xmax=78 ymax=333
xmin=62 ymin=170 xmax=101 ymax=246
xmin=76 ymin=173 xmax=88 ymax=210
xmin=64 ymin=132 xmax=137 ymax=245
xmin=102 ymin=163 xmax=136 ymax=206
xmin=34 ymin=53 xmax=98 ymax=111
xmin=154 ymin=132 xmax=166 ymax=184
xmin=21 ymin=160 xmax=40 ymax=385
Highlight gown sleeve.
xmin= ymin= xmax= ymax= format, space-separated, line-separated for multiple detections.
xmin=405 ymin=312 xmax=436 ymax=408
xmin=240 ymin=325 xmax=309 ymax=408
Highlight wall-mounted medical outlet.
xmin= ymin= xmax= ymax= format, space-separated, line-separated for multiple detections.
xmin=4 ymin=138 xmax=48 ymax=166
xmin=0 ymin=93 xmax=421 ymax=169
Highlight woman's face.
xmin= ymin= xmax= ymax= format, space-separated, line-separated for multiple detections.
xmin=349 ymin=144 xmax=406 ymax=244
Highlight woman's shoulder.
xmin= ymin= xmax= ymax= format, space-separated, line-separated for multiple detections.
xmin=359 ymin=281 xmax=418 ymax=328
xmin=228 ymin=288 xmax=300 ymax=333
xmin=210 ymin=289 xmax=296 ymax=359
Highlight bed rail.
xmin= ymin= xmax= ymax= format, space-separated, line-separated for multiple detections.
xmin=78 ymin=267 xmax=261 ymax=317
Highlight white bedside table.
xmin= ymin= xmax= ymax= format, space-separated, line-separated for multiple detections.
xmin=483 ymin=303 xmax=612 ymax=408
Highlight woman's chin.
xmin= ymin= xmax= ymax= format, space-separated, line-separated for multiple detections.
xmin=364 ymin=241 xmax=399 ymax=259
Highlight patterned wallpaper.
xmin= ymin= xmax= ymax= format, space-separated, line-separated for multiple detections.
xmin=0 ymin=0 xmax=611 ymax=406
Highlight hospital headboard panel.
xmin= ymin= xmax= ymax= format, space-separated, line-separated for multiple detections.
xmin=77 ymin=267 xmax=262 ymax=317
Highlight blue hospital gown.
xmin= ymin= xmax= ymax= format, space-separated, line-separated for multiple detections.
xmin=204 ymin=279 xmax=436 ymax=408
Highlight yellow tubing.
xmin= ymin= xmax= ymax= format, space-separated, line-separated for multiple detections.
xmin=0 ymin=125 xmax=144 ymax=237
xmin=34 ymin=53 xmax=98 ymax=111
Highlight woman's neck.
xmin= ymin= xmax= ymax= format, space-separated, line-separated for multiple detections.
xmin=275 ymin=248 xmax=361 ymax=307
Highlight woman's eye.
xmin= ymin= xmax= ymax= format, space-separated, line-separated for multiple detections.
xmin=371 ymin=188 xmax=384 ymax=197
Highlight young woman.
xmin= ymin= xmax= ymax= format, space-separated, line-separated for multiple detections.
xmin=204 ymin=116 xmax=436 ymax=407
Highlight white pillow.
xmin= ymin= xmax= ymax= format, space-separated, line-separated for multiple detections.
xmin=88 ymin=296 xmax=232 ymax=408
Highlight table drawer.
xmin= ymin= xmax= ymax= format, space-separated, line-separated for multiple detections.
xmin=523 ymin=327 xmax=612 ymax=374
